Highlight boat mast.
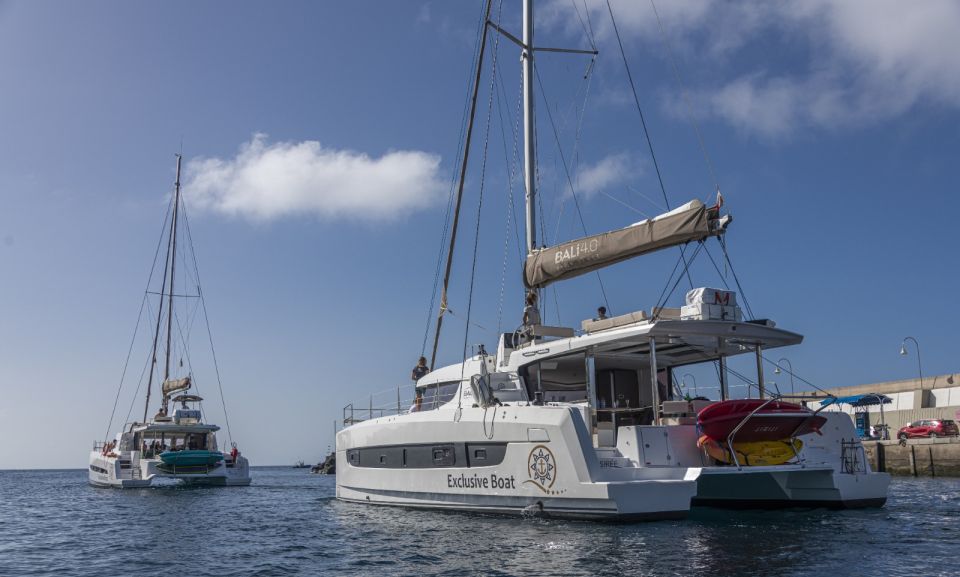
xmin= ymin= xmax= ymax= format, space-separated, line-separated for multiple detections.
xmin=164 ymin=154 xmax=182 ymax=382
xmin=142 ymin=156 xmax=180 ymax=422
xmin=428 ymin=0 xmax=493 ymax=370
xmin=522 ymin=0 xmax=537 ymax=256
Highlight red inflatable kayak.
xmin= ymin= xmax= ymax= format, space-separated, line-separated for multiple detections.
xmin=697 ymin=399 xmax=826 ymax=442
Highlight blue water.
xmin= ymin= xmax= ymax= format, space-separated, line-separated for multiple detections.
xmin=1 ymin=468 xmax=958 ymax=577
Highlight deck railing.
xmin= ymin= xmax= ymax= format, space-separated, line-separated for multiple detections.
xmin=342 ymin=383 xmax=438 ymax=425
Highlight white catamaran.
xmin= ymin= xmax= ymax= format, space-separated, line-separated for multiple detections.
xmin=335 ymin=0 xmax=888 ymax=518
xmin=89 ymin=156 xmax=250 ymax=488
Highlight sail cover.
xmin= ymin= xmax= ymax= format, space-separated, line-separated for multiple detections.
xmin=162 ymin=376 xmax=192 ymax=397
xmin=524 ymin=199 xmax=724 ymax=288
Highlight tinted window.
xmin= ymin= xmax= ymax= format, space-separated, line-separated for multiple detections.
xmin=419 ymin=381 xmax=460 ymax=409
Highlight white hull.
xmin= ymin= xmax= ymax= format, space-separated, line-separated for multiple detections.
xmin=691 ymin=412 xmax=890 ymax=509
xmin=336 ymin=404 xmax=700 ymax=520
xmin=88 ymin=451 xmax=251 ymax=488
xmin=694 ymin=465 xmax=889 ymax=509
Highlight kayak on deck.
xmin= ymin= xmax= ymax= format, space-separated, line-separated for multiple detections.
xmin=698 ymin=435 xmax=803 ymax=466
xmin=697 ymin=399 xmax=826 ymax=442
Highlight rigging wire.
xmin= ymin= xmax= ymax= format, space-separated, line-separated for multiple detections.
xmin=460 ymin=0 xmax=502 ymax=376
xmin=649 ymin=0 xmax=720 ymax=194
xmin=653 ymin=241 xmax=705 ymax=316
xmin=701 ymin=242 xmax=731 ymax=291
xmin=533 ymin=65 xmax=611 ymax=312
xmin=105 ymin=192 xmax=174 ymax=439
xmin=103 ymin=294 xmax=148 ymax=441
xmin=718 ymin=236 xmax=756 ymax=320
xmin=605 ymin=0 xmax=693 ymax=291
xmin=419 ymin=0 xmax=489 ymax=359
xmin=493 ymin=58 xmax=525 ymax=334
xmin=124 ymin=297 xmax=159 ymax=426
xmin=429 ymin=0 xmax=495 ymax=370
xmin=180 ymin=200 xmax=234 ymax=444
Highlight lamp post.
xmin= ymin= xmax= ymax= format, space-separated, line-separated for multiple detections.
xmin=773 ymin=358 xmax=795 ymax=396
xmin=900 ymin=336 xmax=924 ymax=389
xmin=682 ymin=373 xmax=698 ymax=398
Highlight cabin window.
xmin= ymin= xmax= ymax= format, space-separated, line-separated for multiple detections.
xmin=521 ymin=352 xmax=588 ymax=403
xmin=431 ymin=445 xmax=455 ymax=466
xmin=418 ymin=381 xmax=460 ymax=410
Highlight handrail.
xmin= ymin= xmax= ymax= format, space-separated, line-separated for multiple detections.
xmin=725 ymin=397 xmax=780 ymax=469
xmin=341 ymin=383 xmax=434 ymax=425
xmin=722 ymin=394 xmax=830 ymax=470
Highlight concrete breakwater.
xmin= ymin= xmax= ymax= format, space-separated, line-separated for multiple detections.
xmin=863 ymin=437 xmax=960 ymax=476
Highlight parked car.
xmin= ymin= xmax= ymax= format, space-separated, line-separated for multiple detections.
xmin=897 ymin=419 xmax=960 ymax=440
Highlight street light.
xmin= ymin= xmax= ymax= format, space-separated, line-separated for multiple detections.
xmin=681 ymin=373 xmax=698 ymax=398
xmin=773 ymin=358 xmax=795 ymax=396
xmin=900 ymin=336 xmax=924 ymax=388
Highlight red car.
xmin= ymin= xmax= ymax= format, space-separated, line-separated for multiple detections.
xmin=897 ymin=419 xmax=960 ymax=439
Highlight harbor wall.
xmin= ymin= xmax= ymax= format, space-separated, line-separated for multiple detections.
xmin=863 ymin=438 xmax=960 ymax=477
xmin=810 ymin=372 xmax=960 ymax=433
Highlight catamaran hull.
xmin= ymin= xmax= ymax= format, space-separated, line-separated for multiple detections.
xmin=336 ymin=406 xmax=700 ymax=521
xmin=88 ymin=452 xmax=251 ymax=488
xmin=691 ymin=412 xmax=890 ymax=509
xmin=693 ymin=466 xmax=890 ymax=509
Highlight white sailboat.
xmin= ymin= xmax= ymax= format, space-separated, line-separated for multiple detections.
xmin=89 ymin=155 xmax=250 ymax=488
xmin=335 ymin=0 xmax=887 ymax=518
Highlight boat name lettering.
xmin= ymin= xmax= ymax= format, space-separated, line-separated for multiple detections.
xmin=447 ymin=473 xmax=517 ymax=490
xmin=554 ymin=239 xmax=601 ymax=266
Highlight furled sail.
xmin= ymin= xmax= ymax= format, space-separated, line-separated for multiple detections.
xmin=161 ymin=376 xmax=192 ymax=397
xmin=523 ymin=199 xmax=729 ymax=288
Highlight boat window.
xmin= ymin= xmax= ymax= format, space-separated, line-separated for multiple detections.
xmin=486 ymin=372 xmax=526 ymax=403
xmin=521 ymin=352 xmax=588 ymax=403
xmin=418 ymin=381 xmax=460 ymax=409
xmin=431 ymin=445 xmax=456 ymax=466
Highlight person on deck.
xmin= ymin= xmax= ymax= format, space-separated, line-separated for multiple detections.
xmin=411 ymin=356 xmax=430 ymax=382
xmin=521 ymin=291 xmax=541 ymax=343
xmin=409 ymin=390 xmax=424 ymax=413
xmin=523 ymin=291 xmax=540 ymax=327
xmin=596 ymin=306 xmax=608 ymax=320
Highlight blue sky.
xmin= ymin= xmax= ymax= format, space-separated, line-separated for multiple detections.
xmin=2 ymin=0 xmax=959 ymax=468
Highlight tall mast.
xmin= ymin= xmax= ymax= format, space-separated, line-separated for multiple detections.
xmin=164 ymin=154 xmax=182 ymax=381
xmin=522 ymin=0 xmax=537 ymax=255
xmin=428 ymin=0 xmax=493 ymax=370
xmin=142 ymin=157 xmax=179 ymax=422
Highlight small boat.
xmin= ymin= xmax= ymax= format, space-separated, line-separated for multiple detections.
xmin=293 ymin=460 xmax=310 ymax=469
xmin=698 ymin=435 xmax=803 ymax=467
xmin=697 ymin=399 xmax=827 ymax=442
xmin=160 ymin=450 xmax=225 ymax=467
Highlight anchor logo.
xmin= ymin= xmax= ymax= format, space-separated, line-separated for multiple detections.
xmin=525 ymin=444 xmax=556 ymax=492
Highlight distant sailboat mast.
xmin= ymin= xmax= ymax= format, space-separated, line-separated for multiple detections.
xmin=164 ymin=154 xmax=182 ymax=383
xmin=142 ymin=155 xmax=182 ymax=422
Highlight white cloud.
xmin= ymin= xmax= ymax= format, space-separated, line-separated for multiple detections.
xmin=573 ymin=152 xmax=636 ymax=198
xmin=184 ymin=134 xmax=446 ymax=222
xmin=544 ymin=0 xmax=960 ymax=138
xmin=416 ymin=3 xmax=431 ymax=25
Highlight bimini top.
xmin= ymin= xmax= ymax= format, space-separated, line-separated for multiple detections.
xmin=132 ymin=421 xmax=220 ymax=434
xmin=818 ymin=394 xmax=892 ymax=407
xmin=508 ymin=317 xmax=803 ymax=370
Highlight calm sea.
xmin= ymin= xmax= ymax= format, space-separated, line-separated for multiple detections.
xmin=1 ymin=468 xmax=957 ymax=577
